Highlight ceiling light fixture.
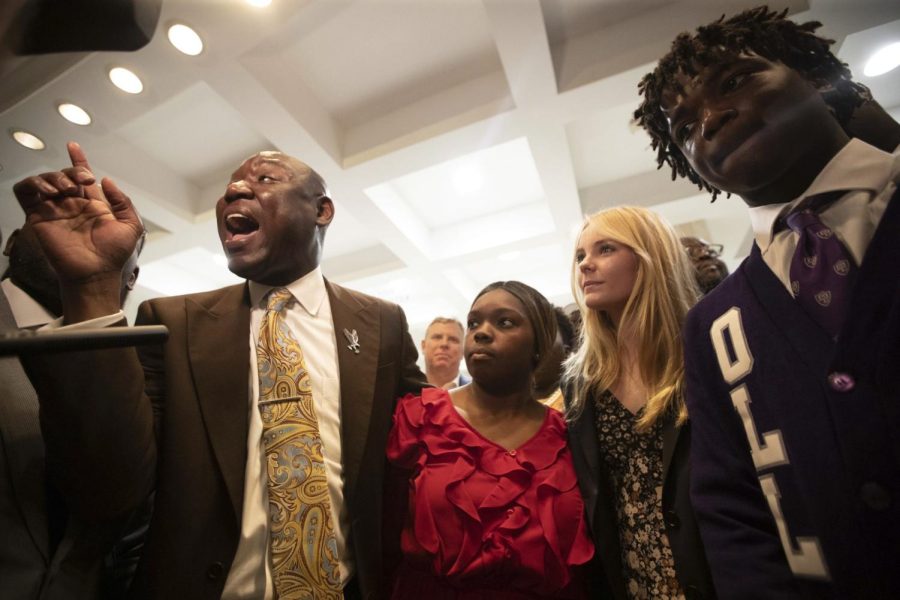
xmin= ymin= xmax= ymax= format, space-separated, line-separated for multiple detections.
xmin=108 ymin=67 xmax=144 ymax=94
xmin=11 ymin=130 xmax=46 ymax=150
xmin=247 ymin=0 xmax=272 ymax=7
xmin=57 ymin=102 xmax=92 ymax=125
xmin=864 ymin=41 xmax=900 ymax=77
xmin=167 ymin=23 xmax=204 ymax=56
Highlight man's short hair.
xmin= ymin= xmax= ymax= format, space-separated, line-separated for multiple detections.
xmin=424 ymin=316 xmax=464 ymax=339
xmin=634 ymin=6 xmax=871 ymax=200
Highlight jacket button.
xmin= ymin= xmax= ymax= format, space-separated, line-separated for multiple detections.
xmin=207 ymin=562 xmax=224 ymax=580
xmin=664 ymin=510 xmax=680 ymax=528
xmin=827 ymin=372 xmax=855 ymax=392
xmin=860 ymin=482 xmax=892 ymax=511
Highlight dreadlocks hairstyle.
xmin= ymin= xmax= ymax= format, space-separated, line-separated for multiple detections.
xmin=634 ymin=5 xmax=872 ymax=201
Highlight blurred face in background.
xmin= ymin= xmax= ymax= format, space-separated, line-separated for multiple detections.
xmin=422 ymin=321 xmax=464 ymax=377
xmin=681 ymin=236 xmax=729 ymax=294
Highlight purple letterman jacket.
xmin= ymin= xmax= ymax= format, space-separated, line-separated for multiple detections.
xmin=683 ymin=188 xmax=900 ymax=599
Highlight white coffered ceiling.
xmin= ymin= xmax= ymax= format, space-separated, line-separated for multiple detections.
xmin=1 ymin=0 xmax=899 ymax=352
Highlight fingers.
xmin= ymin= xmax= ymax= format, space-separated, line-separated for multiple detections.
xmin=67 ymin=141 xmax=94 ymax=174
xmin=101 ymin=177 xmax=143 ymax=230
xmin=13 ymin=143 xmax=100 ymax=215
xmin=65 ymin=141 xmax=102 ymax=199
xmin=13 ymin=170 xmax=96 ymax=213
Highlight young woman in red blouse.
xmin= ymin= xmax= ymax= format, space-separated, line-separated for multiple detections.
xmin=386 ymin=281 xmax=595 ymax=599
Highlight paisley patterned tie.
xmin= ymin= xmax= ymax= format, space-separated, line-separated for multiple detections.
xmin=787 ymin=208 xmax=857 ymax=338
xmin=257 ymin=288 xmax=342 ymax=599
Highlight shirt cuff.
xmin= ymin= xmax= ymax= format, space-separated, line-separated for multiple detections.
xmin=40 ymin=310 xmax=126 ymax=331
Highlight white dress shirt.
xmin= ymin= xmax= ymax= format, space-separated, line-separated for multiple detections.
xmin=2 ymin=277 xmax=125 ymax=331
xmin=1 ymin=278 xmax=56 ymax=328
xmin=223 ymin=266 xmax=352 ymax=599
xmin=748 ymin=139 xmax=900 ymax=295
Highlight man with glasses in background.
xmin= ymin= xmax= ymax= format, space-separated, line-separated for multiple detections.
xmin=681 ymin=237 xmax=729 ymax=294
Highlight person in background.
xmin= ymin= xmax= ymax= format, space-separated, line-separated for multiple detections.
xmin=0 ymin=222 xmax=142 ymax=599
xmin=535 ymin=305 xmax=577 ymax=411
xmin=387 ymin=280 xmax=594 ymax=598
xmin=421 ymin=316 xmax=468 ymax=388
xmin=680 ymin=237 xmax=729 ymax=295
xmin=634 ymin=6 xmax=900 ymax=597
xmin=565 ymin=206 xmax=714 ymax=599
xmin=12 ymin=142 xmax=426 ymax=599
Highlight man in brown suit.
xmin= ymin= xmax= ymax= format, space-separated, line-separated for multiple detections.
xmin=14 ymin=143 xmax=425 ymax=599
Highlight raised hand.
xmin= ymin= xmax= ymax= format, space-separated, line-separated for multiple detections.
xmin=13 ymin=142 xmax=144 ymax=320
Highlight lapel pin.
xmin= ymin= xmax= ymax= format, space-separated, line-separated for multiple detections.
xmin=343 ymin=328 xmax=360 ymax=354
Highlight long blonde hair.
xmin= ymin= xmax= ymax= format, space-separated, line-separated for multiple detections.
xmin=564 ymin=206 xmax=700 ymax=431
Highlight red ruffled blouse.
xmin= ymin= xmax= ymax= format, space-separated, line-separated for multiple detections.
xmin=386 ymin=388 xmax=594 ymax=599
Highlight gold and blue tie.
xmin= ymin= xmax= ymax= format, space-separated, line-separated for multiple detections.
xmin=257 ymin=288 xmax=341 ymax=599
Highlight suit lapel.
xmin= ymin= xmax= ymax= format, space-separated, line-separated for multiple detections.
xmin=0 ymin=290 xmax=49 ymax=560
xmin=661 ymin=415 xmax=679 ymax=481
xmin=839 ymin=187 xmax=900 ymax=346
xmin=567 ymin=389 xmax=601 ymax=523
xmin=570 ymin=389 xmax=627 ymax=600
xmin=327 ymin=281 xmax=379 ymax=507
xmin=186 ymin=284 xmax=250 ymax=521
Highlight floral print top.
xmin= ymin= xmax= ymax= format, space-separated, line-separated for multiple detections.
xmin=593 ymin=389 xmax=684 ymax=600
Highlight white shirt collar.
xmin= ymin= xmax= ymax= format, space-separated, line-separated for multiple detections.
xmin=1 ymin=278 xmax=56 ymax=328
xmin=248 ymin=266 xmax=327 ymax=316
xmin=748 ymin=139 xmax=898 ymax=253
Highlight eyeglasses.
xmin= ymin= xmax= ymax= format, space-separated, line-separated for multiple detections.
xmin=684 ymin=243 xmax=723 ymax=259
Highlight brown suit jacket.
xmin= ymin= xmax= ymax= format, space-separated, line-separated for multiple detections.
xmin=31 ymin=280 xmax=425 ymax=599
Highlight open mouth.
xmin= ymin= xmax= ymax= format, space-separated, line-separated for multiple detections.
xmin=224 ymin=213 xmax=260 ymax=242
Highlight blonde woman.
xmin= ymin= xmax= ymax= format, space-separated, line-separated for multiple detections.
xmin=563 ymin=206 xmax=716 ymax=600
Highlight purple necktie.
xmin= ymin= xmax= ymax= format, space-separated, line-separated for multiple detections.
xmin=786 ymin=209 xmax=857 ymax=338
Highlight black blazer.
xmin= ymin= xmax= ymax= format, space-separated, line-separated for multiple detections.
xmin=565 ymin=384 xmax=716 ymax=600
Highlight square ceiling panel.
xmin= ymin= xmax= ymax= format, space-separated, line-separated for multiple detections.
xmin=274 ymin=0 xmax=504 ymax=128
xmin=367 ymin=136 xmax=544 ymax=228
xmin=341 ymin=268 xmax=459 ymax=328
xmin=138 ymin=246 xmax=243 ymax=297
xmin=567 ymin=101 xmax=657 ymax=190
xmin=541 ymin=0 xmax=667 ymax=48
xmin=546 ymin=0 xmax=806 ymax=92
xmin=323 ymin=205 xmax=382 ymax=259
xmin=446 ymin=242 xmax=574 ymax=309
xmin=364 ymin=137 xmax=554 ymax=259
xmin=117 ymin=81 xmax=271 ymax=189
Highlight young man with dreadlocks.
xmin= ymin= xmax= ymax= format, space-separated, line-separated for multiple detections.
xmin=635 ymin=6 xmax=900 ymax=599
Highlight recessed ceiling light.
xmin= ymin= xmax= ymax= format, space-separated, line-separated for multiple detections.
xmin=11 ymin=130 xmax=45 ymax=150
xmin=108 ymin=67 xmax=144 ymax=94
xmin=57 ymin=102 xmax=92 ymax=125
xmin=247 ymin=0 xmax=272 ymax=7
xmin=167 ymin=23 xmax=203 ymax=56
xmin=864 ymin=41 xmax=900 ymax=77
